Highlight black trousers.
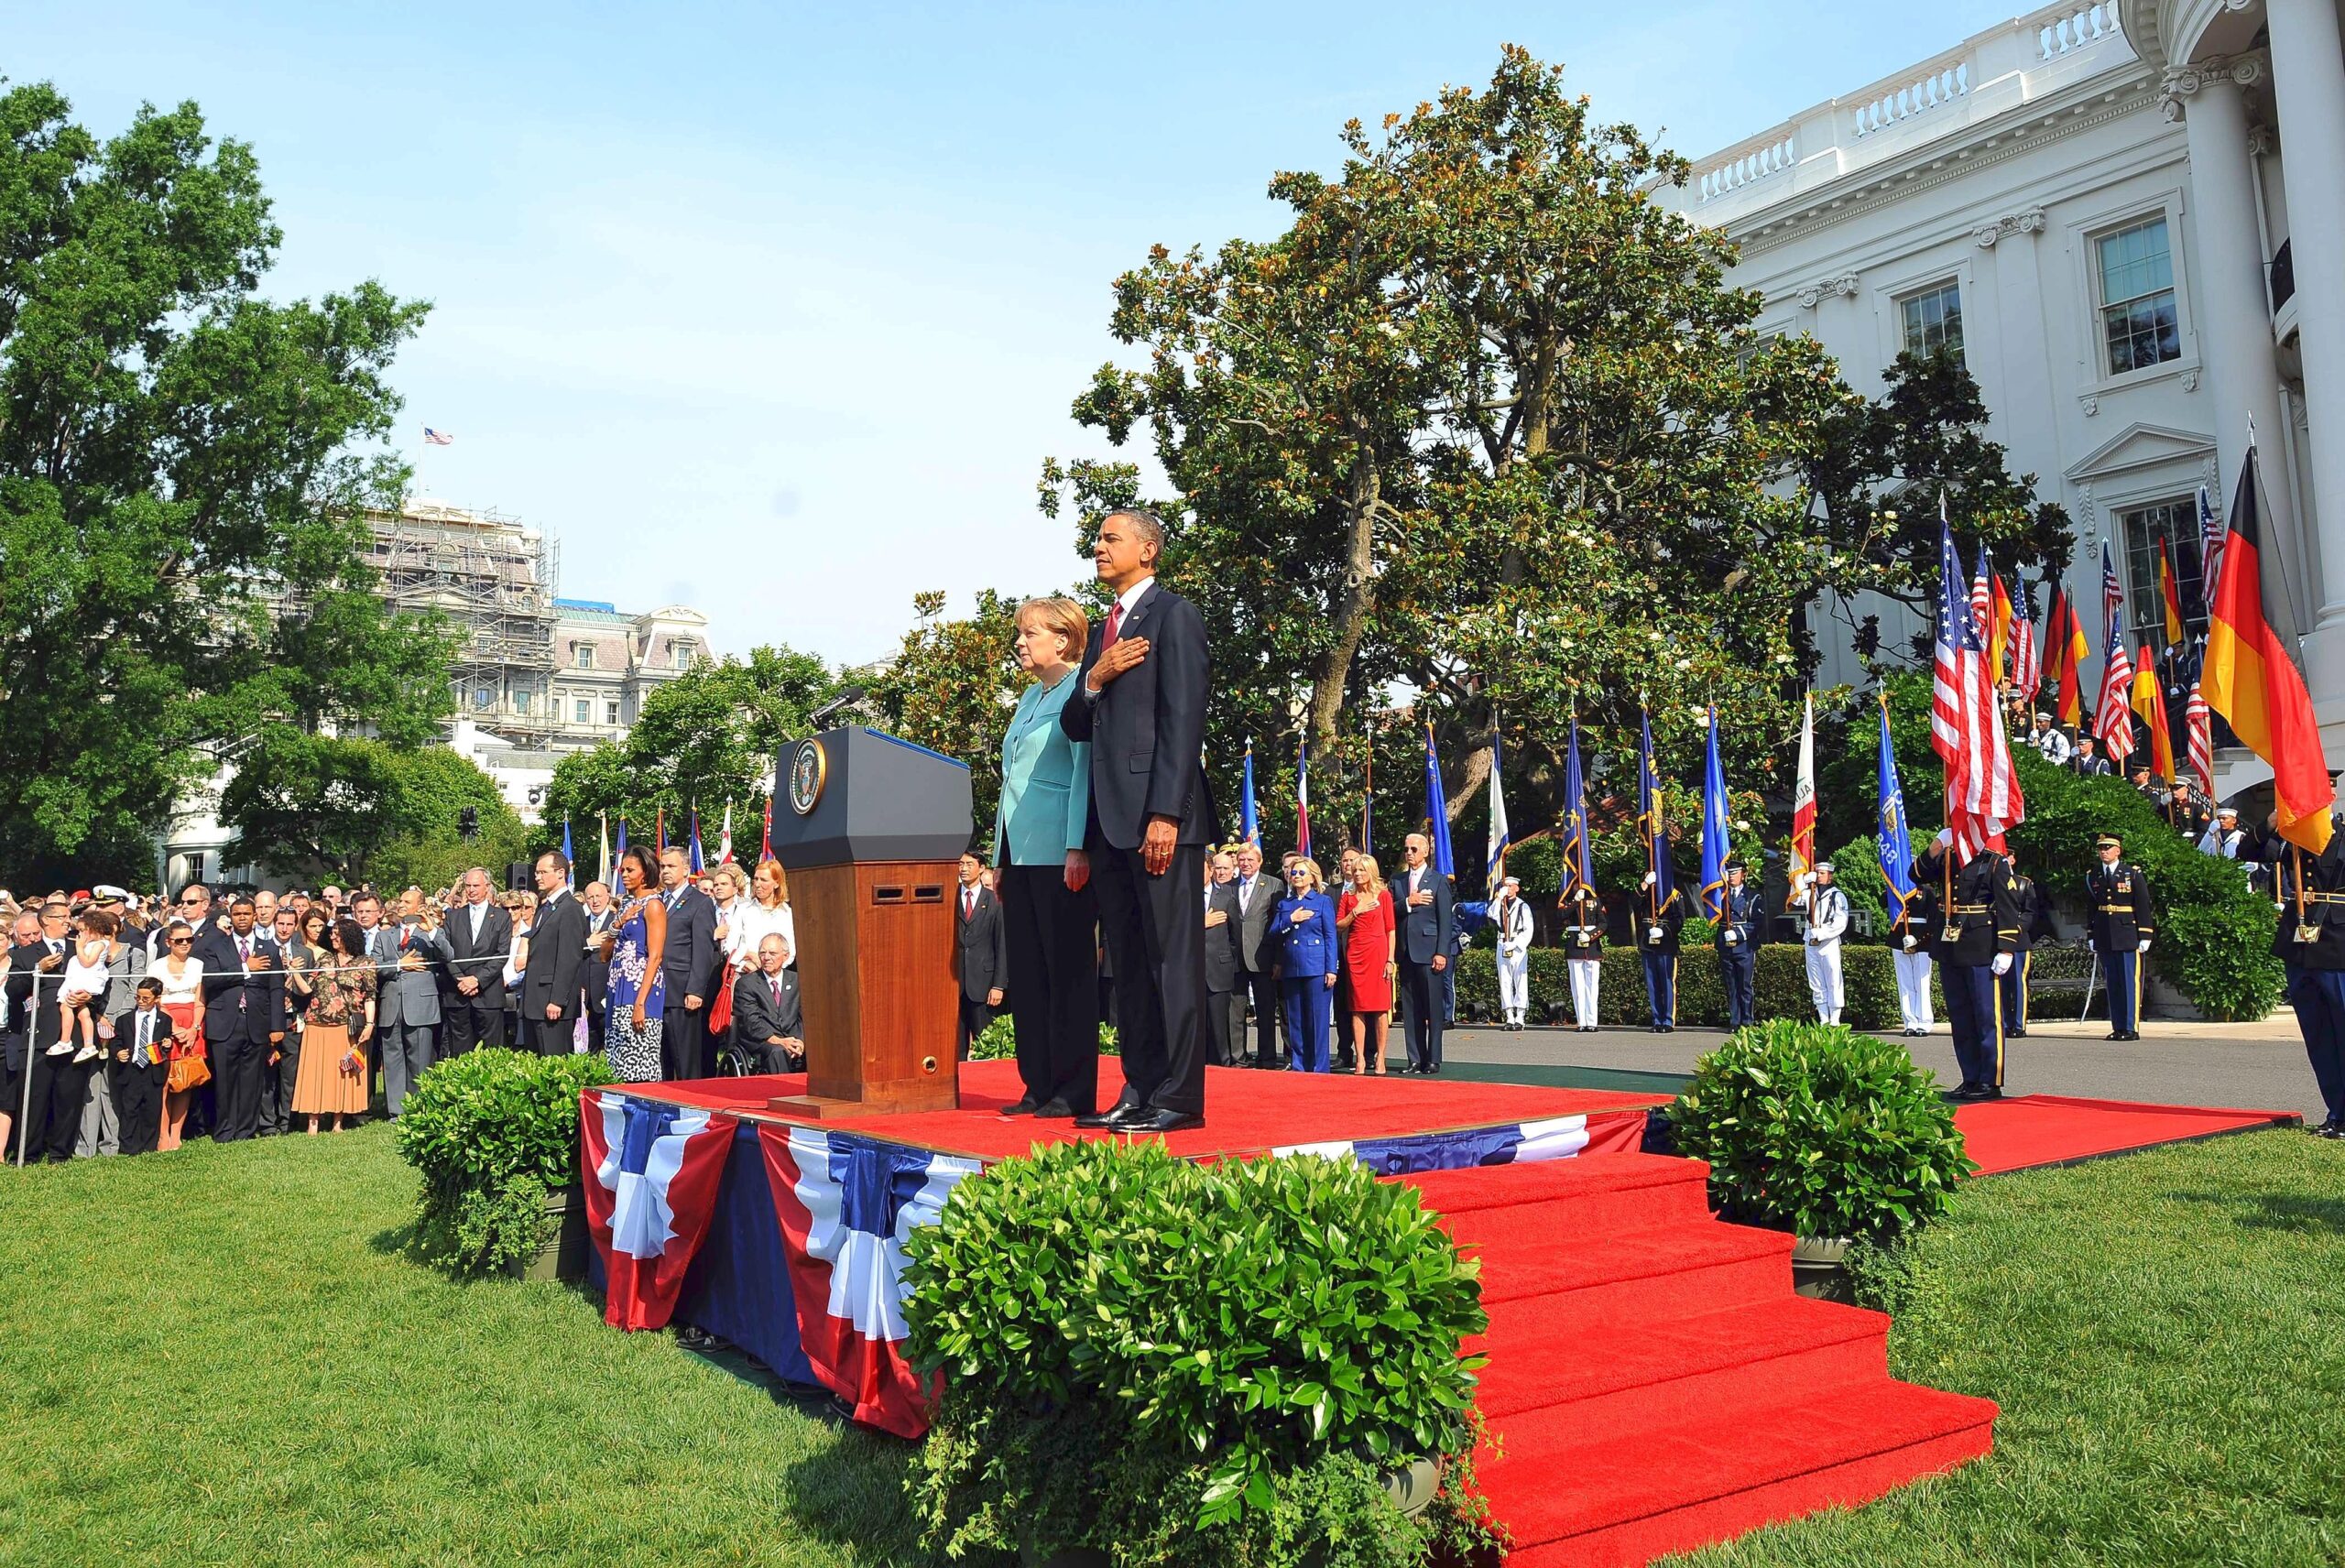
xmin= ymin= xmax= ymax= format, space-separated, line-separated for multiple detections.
xmin=1090 ymin=837 xmax=1207 ymax=1116
xmin=44 ymin=1053 xmax=94 ymax=1161
xmin=443 ymin=996 xmax=507 ymax=1052
xmin=1721 ymin=946 xmax=1758 ymax=1028
xmin=585 ymin=1002 xmax=608 ymax=1059
xmin=662 ymin=1001 xmax=709 ymax=1081
xmin=955 ymin=995 xmax=998 ymax=1058
xmin=1399 ymin=957 xmax=1445 ymax=1070
xmin=11 ymin=1047 xmax=59 ymax=1160
xmin=264 ymin=1030 xmax=297 ymax=1133
xmin=1238 ymin=967 xmax=1281 ymax=1065
xmin=112 ymin=1059 xmax=168 ymax=1155
xmin=999 ymin=863 xmax=1100 ymax=1114
xmin=210 ymin=1033 xmax=266 ymax=1142
xmin=1205 ymin=986 xmax=1242 ymax=1065
xmin=528 ymin=1012 xmax=577 ymax=1056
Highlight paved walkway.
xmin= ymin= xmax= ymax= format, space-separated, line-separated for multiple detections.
xmin=1441 ymin=1012 xmax=2326 ymax=1122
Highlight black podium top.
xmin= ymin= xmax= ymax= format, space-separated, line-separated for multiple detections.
xmin=769 ymin=726 xmax=974 ymax=868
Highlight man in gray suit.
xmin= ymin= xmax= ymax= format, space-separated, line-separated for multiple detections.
xmin=374 ymin=887 xmax=449 ymax=1116
xmin=1228 ymin=843 xmax=1283 ymax=1068
xmin=1203 ymin=850 xmax=1243 ymax=1065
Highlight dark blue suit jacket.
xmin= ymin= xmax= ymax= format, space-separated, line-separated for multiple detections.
xmin=1058 ymin=579 xmax=1218 ymax=850
xmin=1394 ymin=865 xmax=1455 ymax=966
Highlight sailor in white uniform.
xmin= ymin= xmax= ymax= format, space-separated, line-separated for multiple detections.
xmin=1492 ymin=877 xmax=1534 ymax=1030
xmin=1796 ymin=861 xmax=1850 ymax=1025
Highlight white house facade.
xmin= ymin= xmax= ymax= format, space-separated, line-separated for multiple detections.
xmin=1652 ymin=0 xmax=2345 ymax=795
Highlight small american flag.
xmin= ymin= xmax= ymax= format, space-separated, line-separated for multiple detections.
xmin=1932 ymin=499 xmax=2023 ymax=861
xmin=2184 ymin=678 xmax=2214 ymax=795
xmin=2095 ymin=539 xmax=2137 ymax=762
xmin=423 ymin=427 xmax=454 ymax=446
xmin=2196 ymin=484 xmax=2225 ymax=615
xmin=2010 ymin=580 xmax=2040 ymax=702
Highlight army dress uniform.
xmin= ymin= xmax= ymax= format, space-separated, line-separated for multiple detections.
xmin=2262 ymin=822 xmax=2345 ymax=1134
xmin=2000 ymin=869 xmax=2055 ymax=1038
xmin=1714 ymin=875 xmax=1764 ymax=1029
xmin=1935 ymin=847 xmax=2022 ymax=1098
xmin=2085 ymin=837 xmax=2157 ymax=1040
xmin=1634 ymin=877 xmax=1685 ymax=1032
xmin=1559 ymin=887 xmax=1604 ymax=1032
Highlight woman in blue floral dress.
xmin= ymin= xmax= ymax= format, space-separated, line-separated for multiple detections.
xmin=596 ymin=844 xmax=669 ymax=1083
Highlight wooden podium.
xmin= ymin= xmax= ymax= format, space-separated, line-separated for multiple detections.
xmin=766 ymin=727 xmax=971 ymax=1118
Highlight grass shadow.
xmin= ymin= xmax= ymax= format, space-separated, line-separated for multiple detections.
xmin=2165 ymin=1188 xmax=2345 ymax=1236
xmin=780 ymin=1420 xmax=933 ymax=1565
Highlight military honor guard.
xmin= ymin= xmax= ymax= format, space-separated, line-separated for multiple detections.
xmin=2001 ymin=866 xmax=2051 ymax=1039
xmin=1714 ymin=860 xmax=1762 ymax=1029
xmin=2198 ymin=805 xmax=2247 ymax=859
xmin=2085 ymin=833 xmax=2156 ymax=1041
xmin=1795 ymin=862 xmax=1849 ymax=1025
xmin=1934 ymin=831 xmax=2022 ymax=1101
xmin=2261 ymin=813 xmax=2345 ymax=1137
xmin=2028 ymin=713 xmax=2073 ymax=767
xmin=1491 ymin=877 xmax=1534 ymax=1030
xmin=1635 ymin=866 xmax=1684 ymax=1033
xmin=1892 ymin=846 xmax=1939 ymax=1038
xmin=1559 ymin=884 xmax=1603 ymax=1032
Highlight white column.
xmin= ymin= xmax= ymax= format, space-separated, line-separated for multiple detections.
xmin=2167 ymin=63 xmax=2299 ymax=627
xmin=2265 ymin=0 xmax=2345 ymax=709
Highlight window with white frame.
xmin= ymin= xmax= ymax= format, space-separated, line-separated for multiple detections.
xmin=605 ymin=701 xmax=620 ymax=726
xmin=2097 ymin=217 xmax=2181 ymax=375
xmin=1898 ymin=281 xmax=1964 ymax=360
xmin=2116 ymin=497 xmax=2205 ymax=646
xmin=574 ymin=643 xmax=595 ymax=670
xmin=574 ymin=698 xmax=591 ymax=724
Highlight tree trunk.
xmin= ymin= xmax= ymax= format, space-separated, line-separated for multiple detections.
xmin=1304 ymin=441 xmax=1381 ymax=761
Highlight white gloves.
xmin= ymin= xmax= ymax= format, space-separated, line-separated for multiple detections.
xmin=1935 ymin=828 xmax=1954 ymax=848
xmin=2136 ymin=938 xmax=2152 ymax=953
xmin=1648 ymin=926 xmax=1664 ymax=942
xmin=1723 ymin=930 xmax=1739 ymax=945
xmin=1991 ymin=953 xmax=2012 ymax=975
xmin=1641 ymin=871 xmax=1657 ymax=888
xmin=1901 ymin=935 xmax=1917 ymax=952
xmin=1793 ymin=871 xmax=1814 ymax=892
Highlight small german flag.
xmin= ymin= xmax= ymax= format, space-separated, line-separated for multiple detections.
xmin=2157 ymin=536 xmax=2187 ymax=648
xmin=1988 ymin=573 xmax=2015 ymax=684
xmin=2046 ymin=585 xmax=2089 ymax=726
xmin=2201 ymin=450 xmax=2334 ymax=852
xmin=2130 ymin=644 xmax=2176 ymax=782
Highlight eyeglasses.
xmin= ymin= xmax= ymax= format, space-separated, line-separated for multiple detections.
xmin=169 ymin=937 xmax=192 ymax=946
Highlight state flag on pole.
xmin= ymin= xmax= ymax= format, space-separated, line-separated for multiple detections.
xmin=718 ymin=802 xmax=735 ymax=866
xmin=581 ymin=1092 xmax=739 ymax=1331
xmin=1295 ymin=741 xmax=1312 ymax=860
xmin=1698 ymin=704 xmax=1732 ymax=920
xmin=2200 ymin=448 xmax=2335 ymax=852
xmin=1560 ymin=717 xmax=1594 ymax=904
xmin=1787 ymin=692 xmax=1816 ymax=891
xmin=1484 ymin=724 xmax=1510 ymax=900
xmin=1876 ymin=694 xmax=1918 ymax=925
xmin=1635 ymin=703 xmax=1674 ymax=910
xmin=761 ymin=795 xmax=774 ymax=862
xmin=1422 ymin=723 xmax=1455 ymax=879
xmin=561 ymin=817 xmax=575 ymax=887
xmin=1240 ymin=738 xmax=1260 ymax=847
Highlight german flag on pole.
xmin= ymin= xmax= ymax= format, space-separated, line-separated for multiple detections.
xmin=2131 ymin=644 xmax=2176 ymax=782
xmin=2047 ymin=585 xmax=2089 ymax=726
xmin=1988 ymin=573 xmax=2014 ymax=685
xmin=2157 ymin=537 xmax=2187 ymax=648
xmin=2201 ymin=449 xmax=2335 ymax=852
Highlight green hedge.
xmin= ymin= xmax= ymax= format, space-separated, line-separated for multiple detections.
xmin=2005 ymin=752 xmax=2282 ymax=1019
xmin=394 ymin=1049 xmax=614 ymax=1277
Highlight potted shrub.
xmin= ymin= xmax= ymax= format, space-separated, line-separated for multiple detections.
xmin=394 ymin=1049 xmax=613 ymax=1279
xmin=1667 ymin=1021 xmax=1973 ymax=1301
xmin=902 ymin=1140 xmax=1500 ymax=1568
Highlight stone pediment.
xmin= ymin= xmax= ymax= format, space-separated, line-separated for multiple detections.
xmin=2063 ymin=421 xmax=2214 ymax=482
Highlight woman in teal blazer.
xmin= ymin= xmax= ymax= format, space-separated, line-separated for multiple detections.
xmin=991 ymin=596 xmax=1100 ymax=1117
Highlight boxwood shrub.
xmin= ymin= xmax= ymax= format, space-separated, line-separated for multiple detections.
xmin=966 ymin=1013 xmax=1118 ymax=1060
xmin=1668 ymin=1020 xmax=1974 ymax=1242
xmin=393 ymin=1048 xmax=612 ymax=1277
xmin=901 ymin=1139 xmax=1496 ymax=1566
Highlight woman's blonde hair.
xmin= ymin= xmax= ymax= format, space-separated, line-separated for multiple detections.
xmin=1288 ymin=856 xmax=1325 ymax=892
xmin=1351 ymin=854 xmax=1383 ymax=895
xmin=1015 ymin=596 xmax=1090 ymax=666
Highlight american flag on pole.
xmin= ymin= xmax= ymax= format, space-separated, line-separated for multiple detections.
xmin=1932 ymin=501 xmax=2023 ymax=859
xmin=2010 ymin=580 xmax=2041 ymax=702
xmin=2197 ymin=484 xmax=2226 ymax=616
xmin=423 ymin=427 xmax=453 ymax=445
xmin=2094 ymin=540 xmax=2137 ymax=761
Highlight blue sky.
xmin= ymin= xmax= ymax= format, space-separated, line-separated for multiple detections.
xmin=15 ymin=2 xmax=2019 ymax=665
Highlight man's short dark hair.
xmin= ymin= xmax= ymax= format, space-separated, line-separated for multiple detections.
xmin=231 ymin=896 xmax=255 ymax=912
xmin=1103 ymin=506 xmax=1167 ymax=559
xmin=136 ymin=975 xmax=165 ymax=998
xmin=351 ymin=891 xmax=379 ymax=908
xmin=540 ymin=848 xmax=571 ymax=876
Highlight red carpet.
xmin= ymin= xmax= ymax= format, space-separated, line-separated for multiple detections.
xmin=1406 ymin=1156 xmax=1997 ymax=1567
xmin=622 ymin=1059 xmax=1663 ymax=1163
xmin=1954 ymin=1094 xmax=2300 ymax=1176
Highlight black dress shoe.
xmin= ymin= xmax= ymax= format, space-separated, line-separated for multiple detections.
xmin=1425 ymin=1062 xmax=1442 ymax=1075
xmin=1074 ymin=1101 xmax=1142 ymax=1130
xmin=1977 ymin=1086 xmax=2004 ymax=1101
xmin=1118 ymin=1107 xmax=1204 ymax=1135
xmin=1000 ymin=1097 xmax=1042 ymax=1116
xmin=1031 ymin=1098 xmax=1076 ymax=1118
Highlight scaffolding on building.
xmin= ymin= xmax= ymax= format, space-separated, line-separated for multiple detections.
xmin=364 ymin=499 xmax=562 ymax=746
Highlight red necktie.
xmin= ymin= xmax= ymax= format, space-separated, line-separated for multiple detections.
xmin=1103 ymin=601 xmax=1124 ymax=647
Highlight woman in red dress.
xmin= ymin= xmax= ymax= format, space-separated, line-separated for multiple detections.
xmin=1336 ymin=854 xmax=1398 ymax=1074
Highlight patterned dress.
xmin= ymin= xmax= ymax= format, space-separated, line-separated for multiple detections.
xmin=605 ymin=896 xmax=667 ymax=1083
xmin=292 ymin=960 xmax=375 ymax=1116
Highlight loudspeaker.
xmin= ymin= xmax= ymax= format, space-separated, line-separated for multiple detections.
xmin=507 ymin=862 xmax=532 ymax=891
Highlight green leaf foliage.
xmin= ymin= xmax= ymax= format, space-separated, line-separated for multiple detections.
xmin=866 ymin=589 xmax=1032 ymax=842
xmin=392 ymin=1049 xmax=612 ymax=1277
xmin=219 ymin=732 xmax=523 ymax=887
xmin=0 ymin=82 xmax=449 ymax=884
xmin=965 ymin=1014 xmax=1117 ymax=1061
xmin=900 ymin=1140 xmax=1497 ymax=1563
xmin=1670 ymin=1020 xmax=1976 ymax=1243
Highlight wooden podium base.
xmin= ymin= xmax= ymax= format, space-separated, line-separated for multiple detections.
xmin=768 ymin=1075 xmax=954 ymax=1121
xmin=774 ymin=857 xmax=963 ymax=1119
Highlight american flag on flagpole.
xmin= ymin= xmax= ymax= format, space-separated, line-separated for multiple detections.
xmin=2184 ymin=678 xmax=2215 ymax=795
xmin=2197 ymin=484 xmax=2226 ymax=616
xmin=1932 ymin=499 xmax=2024 ymax=860
xmin=423 ymin=426 xmax=453 ymax=446
xmin=2010 ymin=579 xmax=2041 ymax=702
xmin=2095 ymin=539 xmax=2138 ymax=761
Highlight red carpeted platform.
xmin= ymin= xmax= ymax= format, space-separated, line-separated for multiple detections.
xmin=617 ymin=1058 xmax=1664 ymax=1163
xmin=1405 ymin=1155 xmax=1998 ymax=1567
xmin=1953 ymin=1094 xmax=2301 ymax=1176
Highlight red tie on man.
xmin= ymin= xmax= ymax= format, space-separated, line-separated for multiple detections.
xmin=1103 ymin=600 xmax=1124 ymax=648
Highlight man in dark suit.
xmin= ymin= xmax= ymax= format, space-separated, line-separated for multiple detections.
xmin=1060 ymin=507 xmax=1219 ymax=1133
xmin=730 ymin=932 xmax=806 ymax=1073
xmin=4 ymin=903 xmax=74 ymax=1160
xmin=657 ymin=845 xmax=719 ymax=1079
xmin=1395 ymin=833 xmax=1455 ymax=1074
xmin=1203 ymin=850 xmax=1244 ymax=1065
xmin=952 ymin=852 xmax=1008 ymax=1056
xmin=195 ymin=894 xmax=281 ymax=1143
xmin=441 ymin=866 xmax=513 ymax=1051
xmin=522 ymin=851 xmax=588 ymax=1055
xmin=110 ymin=977 xmax=172 ymax=1156
xmin=1227 ymin=842 xmax=1282 ymax=1067
xmin=581 ymin=881 xmax=617 ymax=1056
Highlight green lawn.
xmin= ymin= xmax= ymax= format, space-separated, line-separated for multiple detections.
xmin=1 ymin=1124 xmax=2340 ymax=1566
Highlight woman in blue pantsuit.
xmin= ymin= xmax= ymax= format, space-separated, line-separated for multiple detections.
xmin=1273 ymin=858 xmax=1340 ymax=1073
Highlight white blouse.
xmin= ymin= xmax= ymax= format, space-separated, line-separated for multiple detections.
xmin=725 ymin=898 xmax=796 ymax=970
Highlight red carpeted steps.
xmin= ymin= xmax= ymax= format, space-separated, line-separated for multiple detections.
xmin=1404 ymin=1154 xmax=1996 ymax=1567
